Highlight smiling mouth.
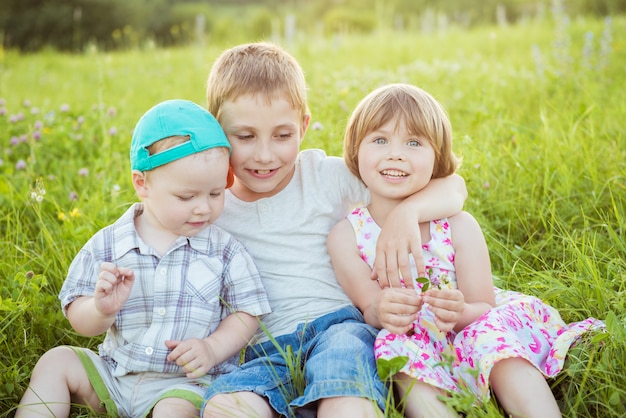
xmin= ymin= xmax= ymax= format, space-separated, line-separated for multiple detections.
xmin=381 ymin=169 xmax=407 ymax=178
xmin=251 ymin=168 xmax=277 ymax=176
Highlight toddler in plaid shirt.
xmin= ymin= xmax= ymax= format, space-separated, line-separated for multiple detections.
xmin=17 ymin=100 xmax=270 ymax=418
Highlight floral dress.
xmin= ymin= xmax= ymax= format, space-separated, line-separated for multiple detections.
xmin=347 ymin=207 xmax=605 ymax=400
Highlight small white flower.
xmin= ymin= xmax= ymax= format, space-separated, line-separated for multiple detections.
xmin=311 ymin=121 xmax=324 ymax=131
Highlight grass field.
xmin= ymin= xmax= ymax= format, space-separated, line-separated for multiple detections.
xmin=1 ymin=12 xmax=625 ymax=417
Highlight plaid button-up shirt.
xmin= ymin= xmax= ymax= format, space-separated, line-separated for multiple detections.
xmin=59 ymin=203 xmax=270 ymax=377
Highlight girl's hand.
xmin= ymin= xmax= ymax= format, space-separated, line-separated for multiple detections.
xmin=423 ymin=289 xmax=464 ymax=333
xmin=166 ymin=339 xmax=215 ymax=379
xmin=376 ymin=288 xmax=424 ymax=334
xmin=94 ymin=262 xmax=134 ymax=317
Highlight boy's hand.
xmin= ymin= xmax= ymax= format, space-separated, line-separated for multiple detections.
xmin=372 ymin=202 xmax=425 ymax=289
xmin=94 ymin=262 xmax=134 ymax=317
xmin=166 ymin=339 xmax=214 ymax=379
xmin=376 ymin=288 xmax=423 ymax=335
xmin=423 ymin=289 xmax=465 ymax=333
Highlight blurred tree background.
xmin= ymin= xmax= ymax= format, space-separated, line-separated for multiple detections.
xmin=1 ymin=0 xmax=624 ymax=52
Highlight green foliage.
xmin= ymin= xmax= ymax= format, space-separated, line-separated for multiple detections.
xmin=376 ymin=356 xmax=408 ymax=416
xmin=1 ymin=12 xmax=625 ymax=417
xmin=323 ymin=8 xmax=378 ymax=34
xmin=3 ymin=0 xmax=626 ymax=52
xmin=248 ymin=7 xmax=276 ymax=40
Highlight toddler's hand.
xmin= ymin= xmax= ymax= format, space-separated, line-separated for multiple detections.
xmin=94 ymin=262 xmax=134 ymax=317
xmin=166 ymin=339 xmax=214 ymax=379
xmin=423 ymin=289 xmax=464 ymax=333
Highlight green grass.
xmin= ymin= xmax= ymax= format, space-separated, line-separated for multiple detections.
xmin=1 ymin=13 xmax=625 ymax=417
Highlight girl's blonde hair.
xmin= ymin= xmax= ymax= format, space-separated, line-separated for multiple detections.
xmin=343 ymin=83 xmax=459 ymax=182
xmin=206 ymin=42 xmax=309 ymax=122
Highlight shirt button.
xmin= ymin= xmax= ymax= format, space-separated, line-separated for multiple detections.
xmin=159 ymin=267 xmax=167 ymax=275
xmin=158 ymin=307 xmax=166 ymax=316
xmin=145 ymin=347 xmax=153 ymax=355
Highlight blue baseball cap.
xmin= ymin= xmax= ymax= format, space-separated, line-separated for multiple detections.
xmin=130 ymin=99 xmax=231 ymax=172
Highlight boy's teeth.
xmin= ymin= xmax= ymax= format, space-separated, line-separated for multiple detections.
xmin=382 ymin=169 xmax=406 ymax=177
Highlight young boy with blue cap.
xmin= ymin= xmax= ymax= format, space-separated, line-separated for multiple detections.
xmin=16 ymin=99 xmax=271 ymax=418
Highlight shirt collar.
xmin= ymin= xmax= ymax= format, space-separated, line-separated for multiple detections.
xmin=110 ymin=202 xmax=214 ymax=257
xmin=109 ymin=203 xmax=147 ymax=259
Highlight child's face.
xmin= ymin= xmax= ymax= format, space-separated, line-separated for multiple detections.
xmin=134 ymin=148 xmax=229 ymax=237
xmin=358 ymin=118 xmax=435 ymax=201
xmin=218 ymin=94 xmax=308 ymax=201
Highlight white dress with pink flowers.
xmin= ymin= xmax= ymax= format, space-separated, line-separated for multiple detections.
xmin=346 ymin=207 xmax=605 ymax=400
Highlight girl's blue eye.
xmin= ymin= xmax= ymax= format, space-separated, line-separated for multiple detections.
xmin=408 ymin=140 xmax=420 ymax=147
xmin=374 ymin=138 xmax=386 ymax=144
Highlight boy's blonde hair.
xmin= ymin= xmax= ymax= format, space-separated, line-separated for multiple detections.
xmin=343 ymin=83 xmax=459 ymax=181
xmin=206 ymin=42 xmax=309 ymax=122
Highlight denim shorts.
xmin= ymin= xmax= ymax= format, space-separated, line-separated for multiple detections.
xmin=70 ymin=347 xmax=209 ymax=417
xmin=202 ymin=305 xmax=388 ymax=417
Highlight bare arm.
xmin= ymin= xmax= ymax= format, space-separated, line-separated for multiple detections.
xmin=66 ymin=296 xmax=117 ymax=336
xmin=374 ymin=174 xmax=467 ymax=289
xmin=203 ymin=312 xmax=259 ymax=364
xmin=66 ymin=263 xmax=135 ymax=336
xmin=166 ymin=312 xmax=259 ymax=378
xmin=423 ymin=211 xmax=495 ymax=333
xmin=327 ymin=219 xmax=422 ymax=333
xmin=449 ymin=211 xmax=495 ymax=330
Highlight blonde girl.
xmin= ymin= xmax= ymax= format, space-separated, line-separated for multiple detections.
xmin=328 ymin=83 xmax=604 ymax=418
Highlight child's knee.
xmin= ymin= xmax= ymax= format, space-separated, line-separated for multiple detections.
xmin=152 ymin=397 xmax=197 ymax=417
xmin=36 ymin=346 xmax=80 ymax=370
xmin=204 ymin=392 xmax=274 ymax=418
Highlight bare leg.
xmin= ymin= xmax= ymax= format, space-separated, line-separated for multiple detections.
xmin=152 ymin=397 xmax=199 ymax=418
xmin=395 ymin=373 xmax=457 ymax=418
xmin=317 ymin=396 xmax=383 ymax=418
xmin=490 ymin=358 xmax=562 ymax=418
xmin=203 ymin=392 xmax=277 ymax=418
xmin=15 ymin=346 xmax=103 ymax=417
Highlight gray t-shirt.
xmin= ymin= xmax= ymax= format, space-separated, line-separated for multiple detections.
xmin=214 ymin=149 xmax=368 ymax=341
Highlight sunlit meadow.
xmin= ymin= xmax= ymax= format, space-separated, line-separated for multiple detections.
xmin=1 ymin=11 xmax=625 ymax=418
